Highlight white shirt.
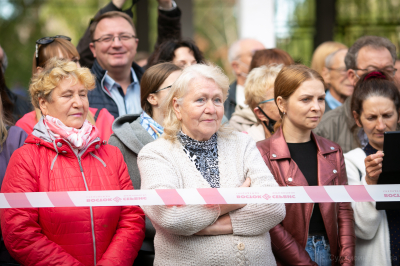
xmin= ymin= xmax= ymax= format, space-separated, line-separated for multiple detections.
xmin=235 ymin=84 xmax=247 ymax=108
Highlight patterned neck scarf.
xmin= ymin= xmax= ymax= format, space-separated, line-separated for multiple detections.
xmin=140 ymin=111 xmax=164 ymax=140
xmin=177 ymin=131 xmax=220 ymax=188
xmin=44 ymin=115 xmax=99 ymax=151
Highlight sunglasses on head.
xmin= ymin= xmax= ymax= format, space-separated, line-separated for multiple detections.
xmin=35 ymin=35 xmax=72 ymax=67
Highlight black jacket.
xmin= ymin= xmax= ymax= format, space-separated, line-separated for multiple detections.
xmin=224 ymin=80 xmax=237 ymax=120
xmin=5 ymin=87 xmax=32 ymax=122
xmin=88 ymin=60 xmax=144 ymax=119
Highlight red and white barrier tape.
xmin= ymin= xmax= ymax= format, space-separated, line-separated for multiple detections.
xmin=2 ymin=185 xmax=400 ymax=208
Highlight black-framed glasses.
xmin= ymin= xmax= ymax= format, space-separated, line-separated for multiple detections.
xmin=353 ymin=66 xmax=397 ymax=78
xmin=35 ymin=35 xmax=72 ymax=67
xmin=154 ymin=85 xmax=172 ymax=93
xmin=92 ymin=34 xmax=138 ymax=44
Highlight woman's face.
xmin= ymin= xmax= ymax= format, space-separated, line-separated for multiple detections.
xmin=173 ymin=78 xmax=224 ymax=141
xmin=259 ymin=88 xmax=280 ymax=122
xmin=279 ymin=79 xmax=325 ymax=131
xmin=39 ymin=78 xmax=89 ymax=129
xmin=173 ymin=47 xmax=197 ymax=68
xmin=354 ymin=96 xmax=399 ymax=150
xmin=148 ymin=70 xmax=181 ymax=108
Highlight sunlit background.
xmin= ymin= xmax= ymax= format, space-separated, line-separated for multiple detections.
xmin=1 ymin=0 xmax=400 ymax=94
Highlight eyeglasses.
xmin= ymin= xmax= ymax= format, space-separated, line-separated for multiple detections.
xmin=35 ymin=35 xmax=72 ymax=67
xmin=259 ymin=98 xmax=274 ymax=105
xmin=327 ymin=67 xmax=347 ymax=75
xmin=92 ymin=34 xmax=138 ymax=44
xmin=353 ymin=66 xmax=397 ymax=79
xmin=154 ymin=85 xmax=172 ymax=93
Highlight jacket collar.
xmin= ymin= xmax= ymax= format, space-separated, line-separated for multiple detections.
xmin=91 ymin=59 xmax=144 ymax=83
xmin=27 ymin=117 xmax=102 ymax=158
xmin=269 ymin=127 xmax=339 ymax=186
xmin=269 ymin=126 xmax=339 ymax=160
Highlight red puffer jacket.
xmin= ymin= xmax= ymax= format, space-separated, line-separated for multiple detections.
xmin=1 ymin=121 xmax=145 ymax=266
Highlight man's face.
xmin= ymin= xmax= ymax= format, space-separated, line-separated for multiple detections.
xmin=232 ymin=39 xmax=265 ymax=78
xmin=347 ymin=46 xmax=394 ymax=86
xmin=90 ymin=17 xmax=138 ymax=71
xmin=326 ymin=49 xmax=354 ymax=97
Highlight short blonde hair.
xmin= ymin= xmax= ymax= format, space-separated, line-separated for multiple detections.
xmin=29 ymin=58 xmax=95 ymax=109
xmin=162 ymin=63 xmax=230 ymax=142
xmin=244 ymin=65 xmax=282 ymax=112
xmin=311 ymin=41 xmax=347 ymax=75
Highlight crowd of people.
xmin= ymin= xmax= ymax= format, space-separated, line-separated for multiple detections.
xmin=1 ymin=0 xmax=400 ymax=265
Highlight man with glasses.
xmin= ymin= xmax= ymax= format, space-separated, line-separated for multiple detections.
xmin=224 ymin=39 xmax=265 ymax=119
xmin=84 ymin=0 xmax=181 ymax=119
xmin=322 ymin=49 xmax=353 ymax=112
xmin=314 ymin=36 xmax=397 ymax=153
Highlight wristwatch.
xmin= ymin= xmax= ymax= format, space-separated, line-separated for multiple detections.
xmin=158 ymin=0 xmax=177 ymax=11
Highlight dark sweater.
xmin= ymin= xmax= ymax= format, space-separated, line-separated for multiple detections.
xmin=288 ymin=139 xmax=326 ymax=235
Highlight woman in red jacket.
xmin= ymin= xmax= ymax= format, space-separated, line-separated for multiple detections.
xmin=1 ymin=58 xmax=145 ymax=266
xmin=256 ymin=65 xmax=355 ymax=266
xmin=16 ymin=35 xmax=114 ymax=140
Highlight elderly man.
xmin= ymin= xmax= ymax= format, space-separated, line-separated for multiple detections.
xmin=322 ymin=49 xmax=353 ymax=112
xmin=224 ymin=38 xmax=264 ymax=119
xmin=314 ymin=36 xmax=397 ymax=153
xmin=79 ymin=0 xmax=181 ymax=118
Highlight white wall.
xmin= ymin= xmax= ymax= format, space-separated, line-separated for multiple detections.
xmin=237 ymin=0 xmax=275 ymax=48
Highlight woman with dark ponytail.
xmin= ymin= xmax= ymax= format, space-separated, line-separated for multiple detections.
xmin=344 ymin=71 xmax=400 ymax=266
xmin=257 ymin=64 xmax=355 ymax=266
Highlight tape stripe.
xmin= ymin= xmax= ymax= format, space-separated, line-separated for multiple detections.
xmin=0 ymin=185 xmax=399 ymax=208
xmin=47 ymin=192 xmax=76 ymax=207
xmin=197 ymin=188 xmax=227 ymax=204
xmin=303 ymin=186 xmax=334 ymax=202
xmin=345 ymin=185 xmax=375 ymax=202
xmin=155 ymin=189 xmax=185 ymax=205
xmin=4 ymin=193 xmax=33 ymax=208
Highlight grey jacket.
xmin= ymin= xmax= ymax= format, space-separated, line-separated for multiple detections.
xmin=108 ymin=114 xmax=155 ymax=252
xmin=314 ymin=96 xmax=360 ymax=153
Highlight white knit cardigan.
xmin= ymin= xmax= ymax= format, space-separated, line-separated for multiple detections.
xmin=344 ymin=148 xmax=391 ymax=266
xmin=138 ymin=131 xmax=286 ymax=266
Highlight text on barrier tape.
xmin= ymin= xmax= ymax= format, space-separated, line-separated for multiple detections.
xmin=2 ymin=185 xmax=400 ymax=208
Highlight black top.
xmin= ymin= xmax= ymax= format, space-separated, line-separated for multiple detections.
xmin=287 ymin=139 xmax=326 ymax=235
xmin=363 ymin=143 xmax=400 ymax=266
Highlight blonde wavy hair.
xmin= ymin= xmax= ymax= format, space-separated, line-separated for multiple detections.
xmin=29 ymin=58 xmax=95 ymax=110
xmin=244 ymin=65 xmax=282 ymax=116
xmin=162 ymin=63 xmax=231 ymax=143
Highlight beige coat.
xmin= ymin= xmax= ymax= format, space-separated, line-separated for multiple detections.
xmin=138 ymin=131 xmax=286 ymax=266
xmin=229 ymin=105 xmax=258 ymax=132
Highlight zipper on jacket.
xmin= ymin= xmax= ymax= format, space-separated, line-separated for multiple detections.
xmin=77 ymin=155 xmax=97 ymax=266
xmin=62 ymin=139 xmax=99 ymax=266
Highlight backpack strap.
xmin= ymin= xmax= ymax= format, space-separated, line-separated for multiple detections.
xmin=94 ymin=108 xmax=101 ymax=122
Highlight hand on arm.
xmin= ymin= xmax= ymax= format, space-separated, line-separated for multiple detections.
xmin=194 ymin=178 xmax=251 ymax=236
xmin=365 ymin=151 xmax=384 ymax=185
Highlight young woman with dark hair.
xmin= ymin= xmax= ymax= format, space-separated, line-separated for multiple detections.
xmin=146 ymin=39 xmax=204 ymax=69
xmin=257 ymin=64 xmax=355 ymax=266
xmin=108 ymin=62 xmax=182 ymax=266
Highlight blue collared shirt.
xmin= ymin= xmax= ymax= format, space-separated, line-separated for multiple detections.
xmin=139 ymin=111 xmax=164 ymax=140
xmin=103 ymin=68 xmax=142 ymax=116
xmin=325 ymin=90 xmax=342 ymax=110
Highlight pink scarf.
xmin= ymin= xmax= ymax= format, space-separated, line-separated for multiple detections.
xmin=44 ymin=115 xmax=99 ymax=151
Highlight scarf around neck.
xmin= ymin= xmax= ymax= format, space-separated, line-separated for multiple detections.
xmin=44 ymin=115 xmax=99 ymax=151
xmin=177 ymin=131 xmax=220 ymax=188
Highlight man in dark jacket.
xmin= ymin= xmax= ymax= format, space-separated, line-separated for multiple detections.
xmin=314 ymin=36 xmax=397 ymax=153
xmin=224 ymin=38 xmax=264 ymax=119
xmin=78 ymin=0 xmax=181 ymax=118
